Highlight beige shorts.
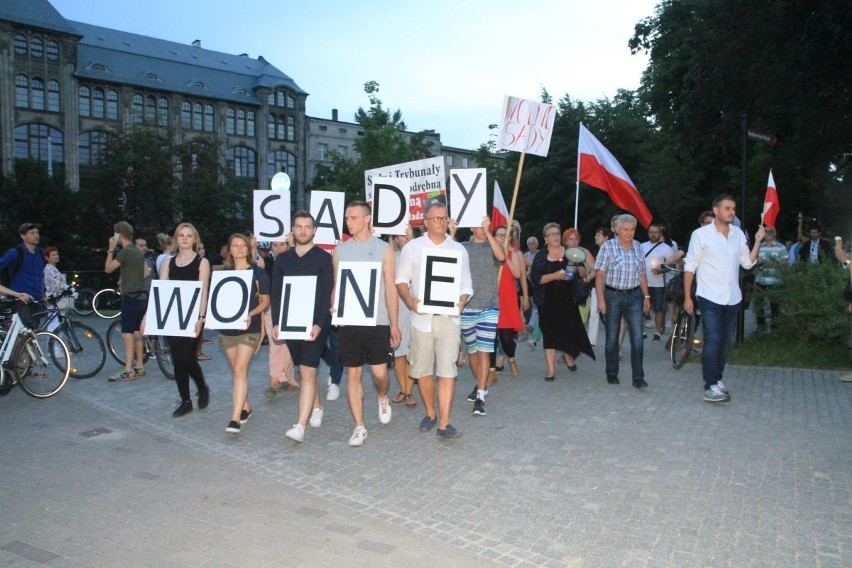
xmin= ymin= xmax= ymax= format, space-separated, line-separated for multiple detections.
xmin=408 ymin=316 xmax=460 ymax=379
xmin=218 ymin=332 xmax=260 ymax=351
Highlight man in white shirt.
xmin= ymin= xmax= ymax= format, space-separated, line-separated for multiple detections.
xmin=396 ymin=202 xmax=473 ymax=439
xmin=684 ymin=194 xmax=764 ymax=403
xmin=641 ymin=223 xmax=675 ymax=342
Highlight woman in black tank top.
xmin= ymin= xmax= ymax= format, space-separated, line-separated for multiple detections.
xmin=160 ymin=223 xmax=211 ymax=417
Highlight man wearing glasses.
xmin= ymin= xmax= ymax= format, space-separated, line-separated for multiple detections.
xmin=396 ymin=202 xmax=473 ymax=439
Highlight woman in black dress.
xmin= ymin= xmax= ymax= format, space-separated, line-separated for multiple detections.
xmin=530 ymin=223 xmax=595 ymax=381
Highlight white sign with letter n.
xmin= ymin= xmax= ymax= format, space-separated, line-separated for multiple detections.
xmin=276 ymin=275 xmax=317 ymax=340
xmin=416 ymin=249 xmax=463 ymax=316
xmin=332 ymin=261 xmax=382 ymax=326
xmin=206 ymin=270 xmax=253 ymax=330
xmin=145 ymin=281 xmax=203 ymax=337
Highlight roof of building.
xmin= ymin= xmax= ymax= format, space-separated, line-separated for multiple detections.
xmin=1 ymin=0 xmax=307 ymax=105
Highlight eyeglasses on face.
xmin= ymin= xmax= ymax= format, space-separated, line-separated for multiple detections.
xmin=544 ymin=232 xmax=560 ymax=238
xmin=426 ymin=216 xmax=449 ymax=222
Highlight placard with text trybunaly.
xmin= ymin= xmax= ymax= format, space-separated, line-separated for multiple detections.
xmin=449 ymin=168 xmax=487 ymax=228
xmin=496 ymin=96 xmax=557 ymax=157
xmin=332 ymin=261 xmax=382 ymax=326
xmin=310 ymin=190 xmax=345 ymax=247
xmin=416 ymin=248 xmax=463 ymax=316
xmin=205 ymin=270 xmax=254 ymax=330
xmin=253 ymin=190 xmax=291 ymax=241
xmin=365 ymin=156 xmax=447 ymax=227
xmin=364 ymin=177 xmax=409 ymax=236
xmin=276 ymin=275 xmax=317 ymax=340
xmin=144 ymin=281 xmax=203 ymax=337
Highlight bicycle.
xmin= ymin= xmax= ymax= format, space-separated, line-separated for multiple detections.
xmin=42 ymin=287 xmax=107 ymax=379
xmin=0 ymin=298 xmax=71 ymax=398
xmin=105 ymin=319 xmax=175 ymax=380
xmin=661 ymin=264 xmax=702 ymax=369
xmin=92 ymin=287 xmax=122 ymax=319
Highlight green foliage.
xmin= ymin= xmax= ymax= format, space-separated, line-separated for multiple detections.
xmin=728 ymin=331 xmax=849 ymax=369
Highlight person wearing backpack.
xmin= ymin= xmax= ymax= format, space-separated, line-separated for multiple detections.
xmin=0 ymin=223 xmax=45 ymax=326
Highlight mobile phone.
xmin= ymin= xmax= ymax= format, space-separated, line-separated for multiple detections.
xmin=113 ymin=232 xmax=119 ymax=241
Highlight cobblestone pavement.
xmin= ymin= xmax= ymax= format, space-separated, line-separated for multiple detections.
xmin=1 ymin=315 xmax=850 ymax=567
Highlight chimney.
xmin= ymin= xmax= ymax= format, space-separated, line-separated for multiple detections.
xmin=332 ymin=109 xmax=338 ymax=122
xmin=192 ymin=39 xmax=201 ymax=47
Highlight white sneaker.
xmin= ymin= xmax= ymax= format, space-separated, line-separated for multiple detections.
xmin=703 ymin=384 xmax=729 ymax=403
xmin=326 ymin=383 xmax=340 ymax=401
xmin=309 ymin=407 xmax=324 ymax=428
xmin=378 ymin=396 xmax=392 ymax=425
xmin=285 ymin=424 xmax=305 ymax=442
xmin=348 ymin=425 xmax=368 ymax=447
xmin=716 ymin=380 xmax=730 ymax=396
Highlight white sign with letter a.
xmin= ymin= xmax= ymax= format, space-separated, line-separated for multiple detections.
xmin=253 ymin=190 xmax=291 ymax=241
xmin=449 ymin=168 xmax=487 ymax=228
xmin=416 ymin=249 xmax=463 ymax=316
xmin=276 ymin=275 xmax=317 ymax=340
xmin=311 ymin=190 xmax=345 ymax=246
xmin=332 ymin=261 xmax=382 ymax=326
xmin=206 ymin=270 xmax=253 ymax=330
xmin=145 ymin=281 xmax=203 ymax=337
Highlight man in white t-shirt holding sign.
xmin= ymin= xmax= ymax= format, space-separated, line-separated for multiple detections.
xmin=641 ymin=223 xmax=675 ymax=342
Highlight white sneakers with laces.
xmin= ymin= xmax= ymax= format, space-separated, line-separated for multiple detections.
xmin=378 ymin=396 xmax=392 ymax=425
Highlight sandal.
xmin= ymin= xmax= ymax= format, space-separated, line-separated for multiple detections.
xmin=391 ymin=391 xmax=407 ymax=404
xmin=405 ymin=393 xmax=417 ymax=408
xmin=509 ymin=358 xmax=520 ymax=378
xmin=196 ymin=353 xmax=212 ymax=361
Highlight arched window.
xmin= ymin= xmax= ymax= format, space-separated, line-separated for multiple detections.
xmin=181 ymin=101 xmax=192 ymax=128
xmin=132 ymin=94 xmax=143 ymax=123
xmin=79 ymin=131 xmax=110 ymax=166
xmin=236 ymin=109 xmax=246 ymax=136
xmin=247 ymin=111 xmax=255 ymax=137
xmin=144 ymin=95 xmax=156 ymax=123
xmin=267 ymin=150 xmax=296 ymax=189
xmin=158 ymin=98 xmax=169 ymax=127
xmin=287 ymin=95 xmax=295 ymax=109
xmin=47 ymin=40 xmax=59 ymax=61
xmin=47 ymin=80 xmax=60 ymax=112
xmin=79 ymin=86 xmax=90 ymax=116
xmin=204 ymin=104 xmax=214 ymax=132
xmin=14 ymin=34 xmax=27 ymax=56
xmin=193 ymin=102 xmax=203 ymax=130
xmin=107 ymin=90 xmax=118 ymax=120
xmin=277 ymin=92 xmax=285 ymax=107
xmin=16 ymin=75 xmax=29 ymax=108
xmin=286 ymin=116 xmax=295 ymax=141
xmin=277 ymin=116 xmax=285 ymax=140
xmin=267 ymin=114 xmax=276 ymax=139
xmin=267 ymin=93 xmax=275 ymax=106
xmin=226 ymin=108 xmax=235 ymax=135
xmin=92 ymin=88 xmax=105 ymax=118
xmin=31 ymin=77 xmax=45 ymax=110
xmin=14 ymin=124 xmax=64 ymax=163
xmin=226 ymin=146 xmax=256 ymax=178
xmin=31 ymin=37 xmax=43 ymax=59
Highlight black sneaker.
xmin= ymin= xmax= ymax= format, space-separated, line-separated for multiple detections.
xmin=632 ymin=379 xmax=649 ymax=389
xmin=418 ymin=415 xmax=437 ymax=433
xmin=466 ymin=386 xmax=478 ymax=402
xmin=472 ymin=398 xmax=486 ymax=416
xmin=226 ymin=420 xmax=240 ymax=434
xmin=652 ymin=333 xmax=661 ymax=342
xmin=437 ymin=424 xmax=462 ymax=439
xmin=197 ymin=386 xmax=209 ymax=409
xmin=172 ymin=401 xmax=193 ymax=417
xmin=240 ymin=409 xmax=252 ymax=424
xmin=607 ymin=377 xmax=620 ymax=385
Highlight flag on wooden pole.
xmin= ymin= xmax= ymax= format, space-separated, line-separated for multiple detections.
xmin=761 ymin=170 xmax=780 ymax=229
xmin=491 ymin=181 xmax=509 ymax=228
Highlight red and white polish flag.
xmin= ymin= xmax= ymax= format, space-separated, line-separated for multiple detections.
xmin=491 ymin=181 xmax=509 ymax=229
xmin=761 ymin=170 xmax=780 ymax=229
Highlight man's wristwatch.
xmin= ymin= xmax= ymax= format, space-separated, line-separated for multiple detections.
xmin=643 ymin=295 xmax=651 ymax=299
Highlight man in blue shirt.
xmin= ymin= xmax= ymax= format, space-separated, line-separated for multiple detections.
xmin=0 ymin=223 xmax=45 ymax=325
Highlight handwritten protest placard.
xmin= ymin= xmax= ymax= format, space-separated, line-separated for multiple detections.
xmin=496 ymin=96 xmax=557 ymax=157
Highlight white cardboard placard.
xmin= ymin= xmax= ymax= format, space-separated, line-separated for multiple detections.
xmin=416 ymin=248 xmax=463 ymax=316
xmin=449 ymin=168 xmax=487 ymax=228
xmin=276 ymin=275 xmax=317 ymax=340
xmin=332 ymin=261 xmax=382 ymax=326
xmin=145 ymin=280 xmax=203 ymax=337
xmin=205 ymin=270 xmax=253 ymax=330
xmin=253 ymin=190 xmax=291 ymax=241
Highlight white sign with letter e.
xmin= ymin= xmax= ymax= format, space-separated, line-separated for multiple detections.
xmin=206 ymin=270 xmax=253 ymax=330
xmin=145 ymin=281 xmax=203 ymax=337
xmin=416 ymin=249 xmax=463 ymax=316
xmin=332 ymin=261 xmax=382 ymax=326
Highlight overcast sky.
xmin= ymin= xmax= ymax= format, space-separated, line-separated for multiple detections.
xmin=50 ymin=0 xmax=659 ymax=150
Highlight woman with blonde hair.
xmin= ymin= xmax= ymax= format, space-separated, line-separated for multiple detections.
xmin=220 ymin=233 xmax=270 ymax=434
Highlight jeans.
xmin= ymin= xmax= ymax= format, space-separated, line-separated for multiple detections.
xmin=604 ymin=288 xmax=644 ymax=381
xmin=321 ymin=327 xmax=343 ymax=384
xmin=697 ymin=296 xmax=740 ymax=390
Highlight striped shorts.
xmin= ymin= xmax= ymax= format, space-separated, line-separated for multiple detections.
xmin=461 ymin=307 xmax=499 ymax=353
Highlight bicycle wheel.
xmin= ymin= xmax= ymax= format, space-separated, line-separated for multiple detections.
xmin=59 ymin=321 xmax=106 ymax=379
xmin=73 ymin=288 xmax=96 ymax=316
xmin=155 ymin=338 xmax=175 ymax=380
xmin=106 ymin=320 xmax=150 ymax=366
xmin=15 ymin=331 xmax=70 ymax=398
xmin=0 ymin=364 xmax=12 ymax=395
xmin=93 ymin=288 xmax=121 ymax=319
xmin=670 ymin=309 xmax=695 ymax=369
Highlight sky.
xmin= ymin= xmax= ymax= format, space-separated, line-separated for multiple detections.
xmin=50 ymin=0 xmax=659 ymax=151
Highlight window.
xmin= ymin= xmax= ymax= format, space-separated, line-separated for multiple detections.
xmin=462 ymin=157 xmax=471 ymax=168
xmin=446 ymin=155 xmax=454 ymax=166
xmin=47 ymin=40 xmax=59 ymax=61
xmin=247 ymin=111 xmax=255 ymax=137
xmin=47 ymin=80 xmax=60 ymax=112
xmin=79 ymin=131 xmax=110 ymax=166
xmin=268 ymin=114 xmax=276 ymax=139
xmin=287 ymin=94 xmax=295 ymax=109
xmin=16 ymin=75 xmax=29 ymax=108
xmin=92 ymin=88 xmax=105 ymax=118
xmin=267 ymin=93 xmax=275 ymax=106
xmin=286 ymin=116 xmax=295 ymax=141
xmin=158 ymin=98 xmax=169 ymax=127
xmin=204 ymin=104 xmax=214 ymax=132
xmin=226 ymin=108 xmax=235 ymax=134
xmin=277 ymin=116 xmax=285 ymax=140
xmin=276 ymin=92 xmax=285 ymax=107
xmin=267 ymin=150 xmax=296 ymax=189
xmin=14 ymin=34 xmax=27 ymax=56
xmin=31 ymin=78 xmax=45 ymax=110
xmin=192 ymin=102 xmax=202 ymax=130
xmin=337 ymin=145 xmax=348 ymax=158
xmin=226 ymin=146 xmax=256 ymax=178
xmin=236 ymin=109 xmax=245 ymax=135
xmin=107 ymin=90 xmax=118 ymax=120
xmin=181 ymin=102 xmax=191 ymax=128
xmin=31 ymin=37 xmax=43 ymax=59
xmin=14 ymin=124 xmax=64 ymax=163
xmin=318 ymin=143 xmax=328 ymax=161
xmin=339 ymin=128 xmax=347 ymax=134
xmin=318 ymin=125 xmax=327 ymax=131
xmin=145 ymin=96 xmax=156 ymax=123
xmin=132 ymin=94 xmax=143 ymax=124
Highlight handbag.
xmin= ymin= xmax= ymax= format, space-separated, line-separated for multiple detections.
xmin=665 ymin=272 xmax=685 ymax=303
